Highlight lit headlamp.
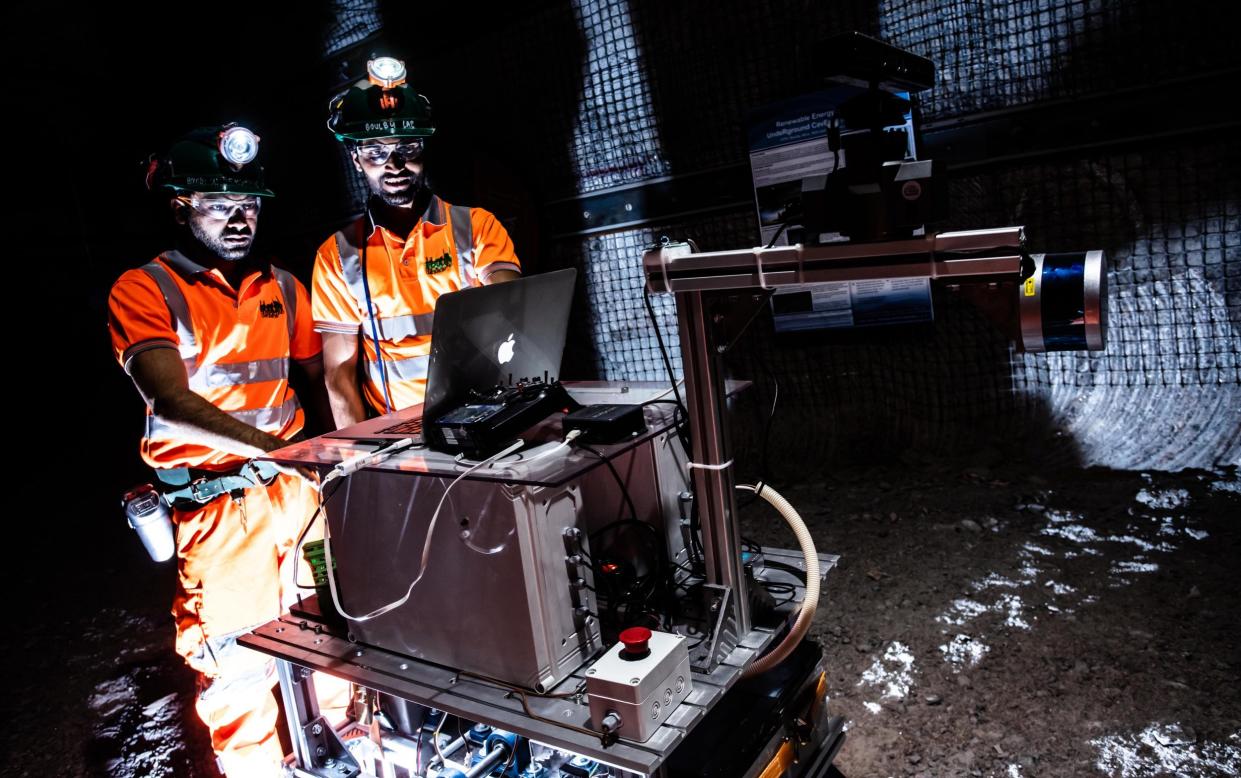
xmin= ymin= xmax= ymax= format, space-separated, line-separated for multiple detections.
xmin=367 ymin=57 xmax=407 ymax=89
xmin=219 ymin=125 xmax=260 ymax=166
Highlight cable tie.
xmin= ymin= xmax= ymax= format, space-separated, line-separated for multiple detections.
xmin=657 ymin=246 xmax=673 ymax=294
xmin=687 ymin=459 xmax=733 ymax=472
xmin=754 ymin=248 xmax=770 ymax=290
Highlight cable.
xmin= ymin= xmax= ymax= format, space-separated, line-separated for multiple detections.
xmin=765 ymin=219 xmax=792 ymax=249
xmin=643 ymin=291 xmax=686 ymax=415
xmin=719 ymin=290 xmax=776 ymax=355
xmin=323 ymin=439 xmax=525 ymax=622
xmin=736 ymin=482 xmax=820 ymax=679
xmin=753 ymin=350 xmax=780 ymax=487
xmin=577 ymin=441 xmax=639 ymax=523
xmin=645 ymin=379 xmax=684 ymax=402
xmin=291 ymin=477 xmax=346 ymax=590
xmin=432 ymin=711 xmax=447 ymax=765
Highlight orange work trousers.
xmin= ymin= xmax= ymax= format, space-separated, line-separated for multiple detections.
xmin=169 ymin=472 xmax=348 ymax=776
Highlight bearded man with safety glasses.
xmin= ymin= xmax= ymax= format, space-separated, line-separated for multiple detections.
xmin=107 ymin=124 xmax=345 ymax=775
xmin=312 ymin=57 xmax=522 ymax=426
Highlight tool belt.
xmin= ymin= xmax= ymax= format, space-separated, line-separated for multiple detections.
xmin=155 ymin=460 xmax=282 ymax=509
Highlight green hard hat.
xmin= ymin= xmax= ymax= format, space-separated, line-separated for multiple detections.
xmin=326 ymin=57 xmax=435 ymax=141
xmin=145 ymin=123 xmax=275 ymax=197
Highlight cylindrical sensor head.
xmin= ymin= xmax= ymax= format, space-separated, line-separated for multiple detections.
xmin=1019 ymin=251 xmax=1107 ymax=352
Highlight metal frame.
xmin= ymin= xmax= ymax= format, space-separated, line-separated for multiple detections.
xmin=243 ymin=549 xmax=836 ymax=776
xmin=644 ymin=228 xmax=1028 ymax=636
xmin=277 ymin=661 xmax=362 ymax=777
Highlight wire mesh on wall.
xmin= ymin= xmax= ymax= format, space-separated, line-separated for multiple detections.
xmin=322 ymin=0 xmax=383 ymax=56
xmin=330 ymin=0 xmax=1240 ymax=470
xmin=555 ymin=1 xmax=1239 ymax=471
xmin=880 ymin=0 xmax=1236 ymax=120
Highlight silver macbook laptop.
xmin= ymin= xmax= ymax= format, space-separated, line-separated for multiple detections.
xmin=325 ymin=268 xmax=578 ymax=442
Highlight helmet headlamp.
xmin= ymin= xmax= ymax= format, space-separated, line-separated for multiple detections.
xmin=368 ymin=57 xmax=407 ymax=88
xmin=219 ymin=125 xmax=260 ymax=166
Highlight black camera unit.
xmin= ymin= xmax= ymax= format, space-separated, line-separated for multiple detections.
xmin=801 ymin=33 xmax=946 ymax=243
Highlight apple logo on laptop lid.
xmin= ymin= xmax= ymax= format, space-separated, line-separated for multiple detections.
xmin=497 ymin=333 xmax=516 ymax=365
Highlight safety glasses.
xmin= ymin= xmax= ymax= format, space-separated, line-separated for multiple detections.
xmin=355 ymin=140 xmax=424 ymax=166
xmin=179 ymin=195 xmax=262 ymax=220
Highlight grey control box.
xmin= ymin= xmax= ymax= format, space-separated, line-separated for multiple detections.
xmin=585 ymin=630 xmax=692 ymax=742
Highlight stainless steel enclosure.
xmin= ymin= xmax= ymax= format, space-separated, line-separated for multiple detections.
xmin=327 ymin=469 xmax=602 ymax=691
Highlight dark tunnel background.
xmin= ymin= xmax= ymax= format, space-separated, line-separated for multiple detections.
xmin=4 ymin=0 xmax=1240 ymax=774
xmin=28 ymin=0 xmax=1238 ymax=519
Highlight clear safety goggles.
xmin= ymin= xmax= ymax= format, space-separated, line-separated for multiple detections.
xmin=180 ymin=195 xmax=262 ymax=220
xmin=355 ymin=139 xmax=424 ymax=166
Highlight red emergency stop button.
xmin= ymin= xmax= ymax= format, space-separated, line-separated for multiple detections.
xmin=619 ymin=627 xmax=652 ymax=657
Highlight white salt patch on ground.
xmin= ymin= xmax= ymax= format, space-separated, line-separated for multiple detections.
xmin=1018 ymin=562 xmax=1040 ymax=580
xmin=89 ymin=677 xmax=137 ymax=719
xmin=1022 ymin=543 xmax=1054 ymax=557
xmin=997 ymin=593 xmax=1031 ymax=629
xmin=1043 ymin=509 xmax=1079 ymax=524
xmin=1186 ymin=528 xmax=1209 ymax=540
xmin=1042 ymin=524 xmax=1101 ymax=543
xmin=1092 ymin=724 xmax=1241 ymax=777
xmin=938 ymin=598 xmax=989 ymax=625
xmin=1209 ymin=478 xmax=1241 ymax=495
xmin=1136 ymin=488 xmax=1191 ymax=510
xmin=971 ymin=573 xmax=1021 ymax=590
xmin=1007 ymin=764 xmax=1023 ymax=777
xmin=858 ymin=641 xmax=916 ymax=700
xmin=1044 ymin=580 xmax=1076 ymax=596
xmin=1107 ymin=534 xmax=1178 ymax=553
xmin=1112 ymin=560 xmax=1160 ymax=574
xmin=863 ymin=701 xmax=882 ymax=715
xmin=142 ymin=693 xmax=179 ymax=721
xmin=940 ymin=634 xmax=990 ymax=670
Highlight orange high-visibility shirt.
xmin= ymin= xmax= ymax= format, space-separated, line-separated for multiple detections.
xmin=108 ymin=251 xmax=322 ymax=471
xmin=311 ymin=195 xmax=520 ymax=413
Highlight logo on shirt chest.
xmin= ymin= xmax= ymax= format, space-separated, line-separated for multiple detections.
xmin=425 ymin=251 xmax=452 ymax=275
xmin=259 ymin=298 xmax=284 ymax=318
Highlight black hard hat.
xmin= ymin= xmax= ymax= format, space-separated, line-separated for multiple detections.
xmin=145 ymin=123 xmax=275 ymax=197
xmin=326 ymin=57 xmax=434 ymax=142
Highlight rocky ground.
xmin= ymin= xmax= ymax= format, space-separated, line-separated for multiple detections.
xmin=3 ymin=460 xmax=1238 ymax=777
xmin=738 ymin=460 xmax=1241 ymax=778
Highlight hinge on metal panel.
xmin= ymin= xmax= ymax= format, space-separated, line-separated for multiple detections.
xmin=689 ymin=583 xmax=739 ymax=672
xmin=299 ymin=717 xmax=361 ymax=777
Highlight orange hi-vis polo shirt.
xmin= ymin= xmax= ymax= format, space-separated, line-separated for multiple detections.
xmin=109 ymin=250 xmax=322 ymax=471
xmin=311 ymin=194 xmax=520 ymax=413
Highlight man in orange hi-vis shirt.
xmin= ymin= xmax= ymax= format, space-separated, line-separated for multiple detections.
xmin=313 ymin=57 xmax=521 ymax=425
xmin=108 ymin=124 xmax=344 ymax=776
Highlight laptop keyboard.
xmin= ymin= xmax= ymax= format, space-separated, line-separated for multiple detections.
xmin=378 ymin=417 xmax=423 ymax=435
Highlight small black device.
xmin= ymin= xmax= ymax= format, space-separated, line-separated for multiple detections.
xmin=426 ymin=381 xmax=580 ymax=459
xmin=562 ymin=403 xmax=647 ymax=444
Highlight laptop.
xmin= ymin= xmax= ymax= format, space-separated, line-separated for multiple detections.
xmin=325 ymin=268 xmax=578 ymax=443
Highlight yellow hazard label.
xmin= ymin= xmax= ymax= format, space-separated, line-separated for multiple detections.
xmin=1023 ymin=277 xmax=1037 ymax=297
